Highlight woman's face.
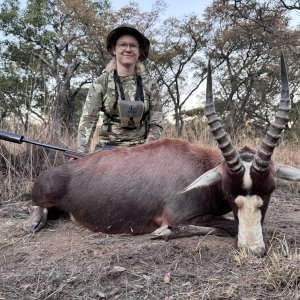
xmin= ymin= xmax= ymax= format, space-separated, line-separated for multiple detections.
xmin=113 ymin=35 xmax=141 ymax=68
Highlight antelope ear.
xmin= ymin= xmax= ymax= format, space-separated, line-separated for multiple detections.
xmin=275 ymin=163 xmax=300 ymax=181
xmin=182 ymin=165 xmax=223 ymax=193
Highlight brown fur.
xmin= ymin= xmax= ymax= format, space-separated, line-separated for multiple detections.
xmin=32 ymin=138 xmax=276 ymax=235
xmin=32 ymin=138 xmax=228 ymax=233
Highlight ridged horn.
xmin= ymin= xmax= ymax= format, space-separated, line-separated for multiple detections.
xmin=206 ymin=60 xmax=243 ymax=173
xmin=252 ymin=53 xmax=291 ymax=172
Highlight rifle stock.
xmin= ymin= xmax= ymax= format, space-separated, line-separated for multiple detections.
xmin=0 ymin=130 xmax=87 ymax=159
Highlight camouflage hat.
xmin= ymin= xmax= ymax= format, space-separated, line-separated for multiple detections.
xmin=106 ymin=25 xmax=150 ymax=61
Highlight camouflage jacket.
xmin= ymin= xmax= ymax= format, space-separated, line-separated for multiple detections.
xmin=77 ymin=71 xmax=164 ymax=152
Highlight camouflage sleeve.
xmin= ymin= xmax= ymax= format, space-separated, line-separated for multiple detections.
xmin=146 ymin=83 xmax=164 ymax=141
xmin=77 ymin=75 xmax=106 ymax=152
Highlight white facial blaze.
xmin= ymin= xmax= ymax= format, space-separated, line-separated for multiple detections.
xmin=235 ymin=195 xmax=265 ymax=255
xmin=242 ymin=161 xmax=253 ymax=190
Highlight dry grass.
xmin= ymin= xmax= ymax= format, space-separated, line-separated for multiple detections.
xmin=0 ymin=126 xmax=71 ymax=198
xmin=264 ymin=235 xmax=300 ymax=296
xmin=0 ymin=123 xmax=300 ymax=299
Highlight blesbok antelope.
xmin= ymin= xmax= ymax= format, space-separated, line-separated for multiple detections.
xmin=30 ymin=54 xmax=300 ymax=256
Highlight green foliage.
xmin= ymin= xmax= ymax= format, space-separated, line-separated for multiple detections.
xmin=150 ymin=14 xmax=209 ymax=135
xmin=203 ymin=0 xmax=300 ymax=136
xmin=0 ymin=0 xmax=112 ymax=133
xmin=180 ymin=107 xmax=205 ymax=118
xmin=25 ymin=0 xmax=49 ymax=26
xmin=0 ymin=0 xmax=20 ymax=33
xmin=1 ymin=0 xmax=300 ymax=140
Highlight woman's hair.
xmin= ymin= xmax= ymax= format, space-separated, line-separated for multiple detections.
xmin=105 ymin=58 xmax=145 ymax=75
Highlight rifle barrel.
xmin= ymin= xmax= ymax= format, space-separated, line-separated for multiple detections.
xmin=0 ymin=130 xmax=23 ymax=143
xmin=22 ymin=137 xmax=70 ymax=152
xmin=0 ymin=129 xmax=87 ymax=158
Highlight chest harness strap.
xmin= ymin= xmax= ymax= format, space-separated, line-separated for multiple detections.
xmin=112 ymin=70 xmax=146 ymax=129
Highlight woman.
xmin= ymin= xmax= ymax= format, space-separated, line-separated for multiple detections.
xmin=77 ymin=25 xmax=164 ymax=152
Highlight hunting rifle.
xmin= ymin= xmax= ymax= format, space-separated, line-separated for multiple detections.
xmin=0 ymin=130 xmax=87 ymax=159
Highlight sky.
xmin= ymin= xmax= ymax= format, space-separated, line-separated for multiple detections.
xmin=111 ymin=0 xmax=212 ymax=18
xmin=111 ymin=0 xmax=300 ymax=28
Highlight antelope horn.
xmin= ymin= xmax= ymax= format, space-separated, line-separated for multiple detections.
xmin=252 ymin=53 xmax=291 ymax=172
xmin=205 ymin=61 xmax=243 ymax=173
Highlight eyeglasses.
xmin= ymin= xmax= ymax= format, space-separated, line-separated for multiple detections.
xmin=116 ymin=42 xmax=140 ymax=51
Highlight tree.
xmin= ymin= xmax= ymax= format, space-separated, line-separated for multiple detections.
xmin=150 ymin=15 xmax=209 ymax=136
xmin=203 ymin=0 xmax=300 ymax=135
xmin=0 ymin=0 xmax=111 ymax=136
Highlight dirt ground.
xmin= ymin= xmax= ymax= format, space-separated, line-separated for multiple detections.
xmin=0 ymin=183 xmax=299 ymax=300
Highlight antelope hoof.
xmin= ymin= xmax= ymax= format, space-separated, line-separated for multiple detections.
xmin=151 ymin=224 xmax=173 ymax=241
xmin=28 ymin=206 xmax=48 ymax=232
